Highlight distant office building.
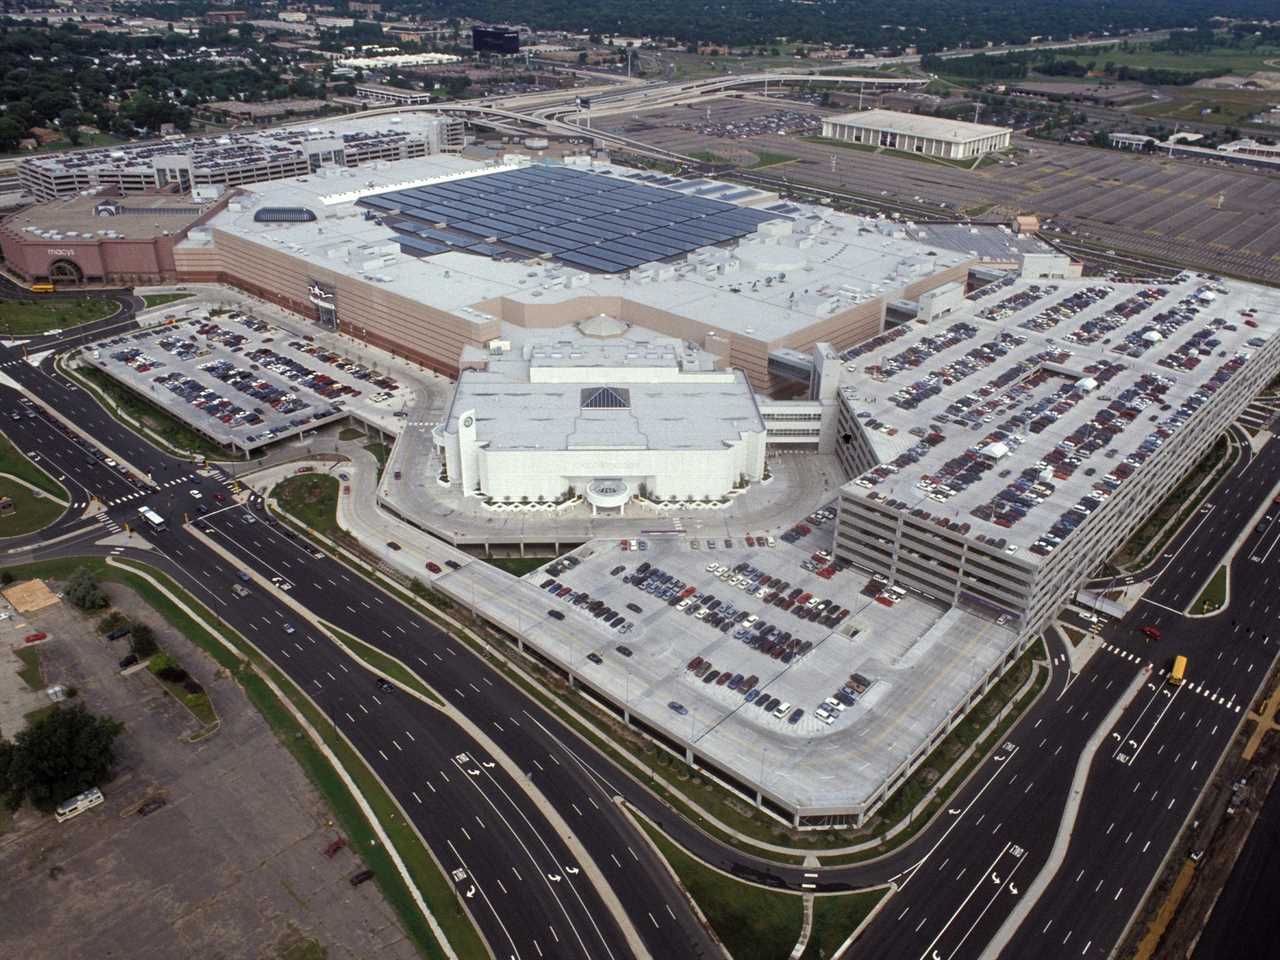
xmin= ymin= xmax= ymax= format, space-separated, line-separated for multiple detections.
xmin=472 ymin=26 xmax=520 ymax=55
xmin=205 ymin=10 xmax=248 ymax=24
xmin=821 ymin=109 xmax=1012 ymax=161
xmin=355 ymin=83 xmax=433 ymax=106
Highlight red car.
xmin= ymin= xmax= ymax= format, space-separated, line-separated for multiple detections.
xmin=23 ymin=632 xmax=47 ymax=644
xmin=214 ymin=492 xmax=226 ymax=503
xmin=425 ymin=561 xmax=442 ymax=574
xmin=745 ymin=536 xmax=755 ymax=546
xmin=1141 ymin=625 xmax=1162 ymax=642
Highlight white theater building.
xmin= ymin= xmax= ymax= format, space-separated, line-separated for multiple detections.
xmin=433 ymin=329 xmax=767 ymax=511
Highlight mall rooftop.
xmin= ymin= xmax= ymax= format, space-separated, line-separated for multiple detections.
xmin=444 ymin=333 xmax=763 ymax=454
xmin=836 ymin=271 xmax=1280 ymax=559
xmin=196 ymin=155 xmax=1058 ymax=344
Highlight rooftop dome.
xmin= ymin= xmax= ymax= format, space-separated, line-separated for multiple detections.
xmin=577 ymin=314 xmax=629 ymax=338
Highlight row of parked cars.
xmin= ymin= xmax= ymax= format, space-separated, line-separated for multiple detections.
xmin=812 ymin=673 xmax=875 ymax=726
xmin=683 ymin=657 xmax=806 ymax=724
xmin=540 ymin=576 xmax=635 ymax=636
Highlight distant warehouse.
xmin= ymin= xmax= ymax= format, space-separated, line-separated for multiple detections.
xmin=821 ymin=109 xmax=1011 ymax=161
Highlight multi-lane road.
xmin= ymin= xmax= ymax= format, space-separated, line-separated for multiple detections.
xmin=2 ymin=315 xmax=1276 ymax=959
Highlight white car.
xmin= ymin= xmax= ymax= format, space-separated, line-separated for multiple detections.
xmin=189 ymin=489 xmax=202 ymax=499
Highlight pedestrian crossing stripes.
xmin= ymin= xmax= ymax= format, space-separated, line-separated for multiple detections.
xmin=106 ymin=491 xmax=144 ymax=506
xmin=1100 ymin=643 xmax=1242 ymax=713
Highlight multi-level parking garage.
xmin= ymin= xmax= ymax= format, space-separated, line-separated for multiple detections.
xmin=834 ymin=271 xmax=1280 ymax=640
xmin=17 ymin=114 xmax=464 ymax=201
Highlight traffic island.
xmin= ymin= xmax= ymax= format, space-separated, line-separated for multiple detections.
xmin=1194 ymin=566 xmax=1229 ymax=615
xmin=629 ymin=807 xmax=890 ymax=960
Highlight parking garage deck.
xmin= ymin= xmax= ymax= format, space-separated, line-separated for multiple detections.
xmin=435 ymin=536 xmax=1015 ymax=821
xmin=837 ymin=271 xmax=1280 ymax=559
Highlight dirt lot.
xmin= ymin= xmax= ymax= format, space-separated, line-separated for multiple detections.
xmin=0 ymin=581 xmax=419 ymax=960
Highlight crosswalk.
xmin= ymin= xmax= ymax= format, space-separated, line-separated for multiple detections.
xmin=1100 ymin=642 xmax=1243 ymax=713
xmin=96 ymin=513 xmax=122 ymax=535
xmin=102 ymin=472 xmax=206 ymax=506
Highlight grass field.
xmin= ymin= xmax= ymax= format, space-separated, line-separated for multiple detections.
xmin=483 ymin=555 xmax=553 ymax=577
xmin=0 ymin=476 xmax=65 ymax=536
xmin=1088 ymin=43 xmax=1280 ymax=75
xmin=751 ymin=150 xmax=797 ymax=169
xmin=0 ymin=432 xmax=66 ymax=499
xmin=638 ymin=817 xmax=803 ymax=960
xmin=274 ymin=475 xmax=340 ymax=538
xmin=0 ymin=299 xmax=116 ymax=336
xmin=1134 ymin=87 xmax=1277 ymax=126
xmin=14 ymin=645 xmax=43 ymax=689
xmin=141 ymin=293 xmax=193 ymax=309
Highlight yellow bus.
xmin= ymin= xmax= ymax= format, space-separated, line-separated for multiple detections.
xmin=1169 ymin=655 xmax=1187 ymax=686
xmin=30 ymin=282 xmax=55 ymax=293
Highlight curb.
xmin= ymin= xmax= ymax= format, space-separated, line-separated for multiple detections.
xmin=193 ymin=521 xmax=656 ymax=960
xmin=106 ymin=557 xmax=466 ymax=960
xmin=1183 ymin=466 xmax=1280 ymax=617
xmin=977 ymin=667 xmax=1149 ymax=959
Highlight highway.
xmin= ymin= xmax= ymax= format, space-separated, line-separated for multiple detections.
xmin=0 ymin=344 xmax=718 ymax=959
xmin=2 ymin=309 xmax=1277 ymax=959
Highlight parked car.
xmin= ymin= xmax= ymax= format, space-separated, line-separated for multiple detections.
xmin=548 ymin=609 xmax=565 ymax=620
xmin=137 ymin=798 xmax=167 ymax=817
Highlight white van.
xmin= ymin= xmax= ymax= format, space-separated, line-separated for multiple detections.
xmin=772 ymin=700 xmax=792 ymax=719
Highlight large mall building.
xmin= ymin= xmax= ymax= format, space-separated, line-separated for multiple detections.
xmin=166 ymin=152 xmax=1052 ymax=390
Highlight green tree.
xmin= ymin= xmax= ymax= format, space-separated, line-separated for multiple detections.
xmin=129 ymin=623 xmax=158 ymax=659
xmin=64 ymin=567 xmax=109 ymax=610
xmin=58 ymin=108 xmax=83 ymax=145
xmin=2 ymin=704 xmax=124 ymax=812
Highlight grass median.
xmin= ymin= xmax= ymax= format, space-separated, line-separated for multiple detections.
xmin=141 ymin=293 xmax=192 ymax=309
xmin=275 ymin=475 xmax=341 ymax=538
xmin=0 ymin=476 xmax=66 ymax=537
xmin=1195 ymin=566 xmax=1227 ymax=615
xmin=0 ymin=555 xmax=484 ymax=960
xmin=802 ymin=889 xmax=890 ymax=960
xmin=0 ymin=432 xmax=67 ymax=498
xmin=637 ymin=815 xmax=803 ymax=960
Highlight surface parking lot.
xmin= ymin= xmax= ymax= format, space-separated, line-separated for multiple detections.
xmin=441 ymin=522 xmax=1017 ymax=815
xmin=85 ymin=309 xmax=406 ymax=451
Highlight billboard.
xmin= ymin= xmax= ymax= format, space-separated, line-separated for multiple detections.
xmin=472 ymin=27 xmax=519 ymax=55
